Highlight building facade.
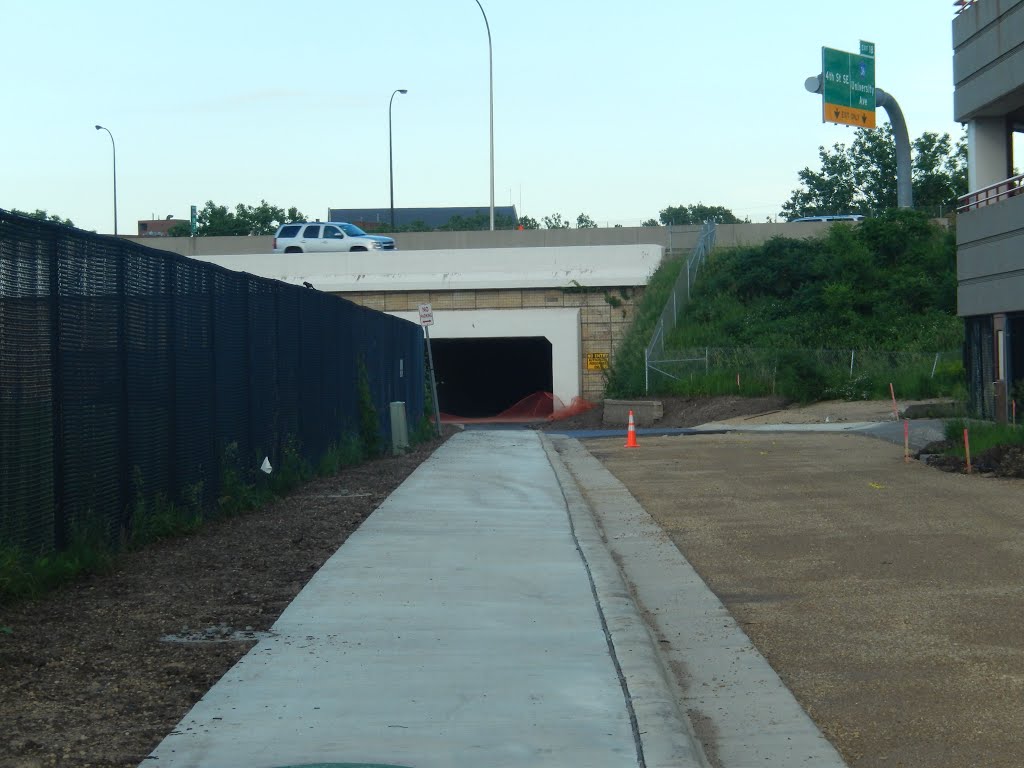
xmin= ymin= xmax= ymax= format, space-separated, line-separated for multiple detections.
xmin=953 ymin=0 xmax=1024 ymax=420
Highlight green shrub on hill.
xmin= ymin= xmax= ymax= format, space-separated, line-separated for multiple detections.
xmin=606 ymin=210 xmax=963 ymax=400
xmin=681 ymin=211 xmax=959 ymax=350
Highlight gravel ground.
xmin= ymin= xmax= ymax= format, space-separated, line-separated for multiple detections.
xmin=587 ymin=429 xmax=1024 ymax=768
xmin=0 ymin=430 xmax=457 ymax=768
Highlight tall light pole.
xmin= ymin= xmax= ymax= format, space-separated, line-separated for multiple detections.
xmin=94 ymin=124 xmax=118 ymax=235
xmin=473 ymin=0 xmax=495 ymax=231
xmin=389 ymin=89 xmax=408 ymax=232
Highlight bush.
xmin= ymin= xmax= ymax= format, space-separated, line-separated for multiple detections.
xmin=775 ymin=352 xmax=829 ymax=403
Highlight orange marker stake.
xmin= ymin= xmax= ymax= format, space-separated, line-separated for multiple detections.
xmin=889 ymin=382 xmax=898 ymax=421
xmin=904 ymin=420 xmax=910 ymax=463
xmin=963 ymin=428 xmax=972 ymax=474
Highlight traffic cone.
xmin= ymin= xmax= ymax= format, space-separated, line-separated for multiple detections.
xmin=624 ymin=409 xmax=639 ymax=448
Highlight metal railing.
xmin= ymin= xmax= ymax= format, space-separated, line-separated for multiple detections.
xmin=644 ymin=221 xmax=716 ymax=393
xmin=957 ymin=173 xmax=1024 ymax=212
xmin=954 ymin=0 xmax=978 ymax=15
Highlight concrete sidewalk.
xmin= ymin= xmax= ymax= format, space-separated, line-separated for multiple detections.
xmin=142 ymin=431 xmax=703 ymax=768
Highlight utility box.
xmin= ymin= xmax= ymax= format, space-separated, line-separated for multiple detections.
xmin=390 ymin=401 xmax=410 ymax=455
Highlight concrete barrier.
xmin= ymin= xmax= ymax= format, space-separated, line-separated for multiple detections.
xmin=603 ymin=399 xmax=664 ymax=428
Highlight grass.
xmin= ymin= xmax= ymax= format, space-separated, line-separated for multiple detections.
xmin=0 ymin=516 xmax=116 ymax=605
xmin=607 ymin=213 xmax=967 ymax=403
xmin=0 ymin=424 xmax=405 ymax=606
xmin=943 ymin=419 xmax=1024 ymax=457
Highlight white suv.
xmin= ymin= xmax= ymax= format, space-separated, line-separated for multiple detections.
xmin=272 ymin=222 xmax=397 ymax=253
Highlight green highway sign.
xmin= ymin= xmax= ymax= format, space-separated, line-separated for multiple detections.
xmin=822 ymin=45 xmax=876 ymax=128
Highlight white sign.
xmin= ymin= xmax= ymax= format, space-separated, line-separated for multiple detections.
xmin=418 ymin=303 xmax=434 ymax=326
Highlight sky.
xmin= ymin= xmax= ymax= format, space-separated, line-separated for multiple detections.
xmin=1 ymin=1 xmax=963 ymax=234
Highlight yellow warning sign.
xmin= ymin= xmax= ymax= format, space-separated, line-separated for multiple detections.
xmin=586 ymin=352 xmax=610 ymax=371
xmin=823 ymin=102 xmax=876 ymax=129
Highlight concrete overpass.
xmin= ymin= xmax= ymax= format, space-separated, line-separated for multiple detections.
xmin=187 ymin=244 xmax=662 ymax=417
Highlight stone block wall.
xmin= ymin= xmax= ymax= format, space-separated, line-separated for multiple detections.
xmin=336 ymin=286 xmax=643 ymax=403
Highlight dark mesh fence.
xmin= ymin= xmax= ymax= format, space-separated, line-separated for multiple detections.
xmin=964 ymin=315 xmax=994 ymax=419
xmin=0 ymin=210 xmax=425 ymax=556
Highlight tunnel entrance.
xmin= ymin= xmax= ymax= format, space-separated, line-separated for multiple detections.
xmin=431 ymin=336 xmax=553 ymax=419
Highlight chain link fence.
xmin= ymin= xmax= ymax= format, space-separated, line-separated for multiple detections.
xmin=644 ymin=346 xmax=962 ymax=400
xmin=645 ymin=222 xmax=716 ymax=392
xmin=1 ymin=210 xmax=425 ymax=557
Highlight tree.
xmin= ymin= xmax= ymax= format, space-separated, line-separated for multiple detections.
xmin=11 ymin=208 xmax=74 ymax=227
xmin=642 ymin=218 xmax=660 ymax=227
xmin=576 ymin=213 xmax=597 ymax=229
xmin=517 ymin=215 xmax=540 ymax=230
xmin=781 ymin=126 xmax=968 ymax=220
xmin=172 ymin=200 xmax=306 ymax=236
xmin=542 ymin=213 xmax=571 ymax=229
xmin=659 ymin=204 xmax=742 ymax=225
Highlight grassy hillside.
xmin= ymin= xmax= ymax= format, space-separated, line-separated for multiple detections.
xmin=607 ymin=210 xmax=964 ymax=402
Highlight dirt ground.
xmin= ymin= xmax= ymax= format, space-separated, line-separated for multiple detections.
xmin=587 ymin=429 xmax=1024 ymax=768
xmin=0 ymin=431 xmax=459 ymax=768
xmin=0 ymin=395 xmax=1017 ymax=767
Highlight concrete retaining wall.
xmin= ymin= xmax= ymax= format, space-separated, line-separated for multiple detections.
xmin=123 ymin=222 xmax=835 ymax=259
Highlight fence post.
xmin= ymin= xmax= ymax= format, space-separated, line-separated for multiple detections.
xmin=116 ymin=248 xmax=131 ymax=539
xmin=166 ymin=258 xmax=178 ymax=505
xmin=48 ymin=232 xmax=66 ymax=552
xmin=644 ymin=345 xmax=649 ymax=395
xmin=208 ymin=271 xmax=218 ymax=506
xmin=244 ymin=278 xmax=254 ymax=465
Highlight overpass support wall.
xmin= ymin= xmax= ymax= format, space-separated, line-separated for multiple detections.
xmin=342 ymin=286 xmax=642 ymax=404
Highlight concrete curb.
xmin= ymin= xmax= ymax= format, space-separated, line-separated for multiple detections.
xmin=549 ymin=435 xmax=849 ymax=767
xmin=540 ymin=434 xmax=710 ymax=768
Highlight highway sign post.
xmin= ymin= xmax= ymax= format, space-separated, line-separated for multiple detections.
xmin=821 ymin=42 xmax=875 ymax=128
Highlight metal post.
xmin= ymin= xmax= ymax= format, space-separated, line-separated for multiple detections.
xmin=48 ymin=232 xmax=66 ymax=551
xmin=850 ymin=349 xmax=855 ymax=377
xmin=875 ymin=88 xmax=913 ymax=209
xmin=473 ymin=0 xmax=495 ymax=230
xmin=388 ymin=89 xmax=408 ymax=231
xmin=931 ymin=352 xmax=940 ymax=378
xmin=424 ymin=326 xmax=442 ymax=436
xmin=94 ymin=125 xmax=117 ymax=235
xmin=804 ymin=76 xmax=913 ymax=209
xmin=644 ymin=346 xmax=649 ymax=394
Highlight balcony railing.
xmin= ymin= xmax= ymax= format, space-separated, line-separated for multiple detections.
xmin=957 ymin=173 xmax=1024 ymax=212
xmin=954 ymin=0 xmax=978 ymax=14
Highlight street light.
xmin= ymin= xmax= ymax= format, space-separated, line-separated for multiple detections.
xmin=94 ymin=124 xmax=118 ymax=235
xmin=473 ymin=0 xmax=495 ymax=231
xmin=389 ymin=89 xmax=408 ymax=231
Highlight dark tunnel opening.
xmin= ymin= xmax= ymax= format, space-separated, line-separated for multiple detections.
xmin=431 ymin=336 xmax=553 ymax=418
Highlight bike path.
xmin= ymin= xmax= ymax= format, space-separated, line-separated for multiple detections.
xmin=142 ymin=430 xmax=702 ymax=768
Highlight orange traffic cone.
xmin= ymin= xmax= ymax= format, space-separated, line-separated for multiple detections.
xmin=624 ymin=409 xmax=639 ymax=448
